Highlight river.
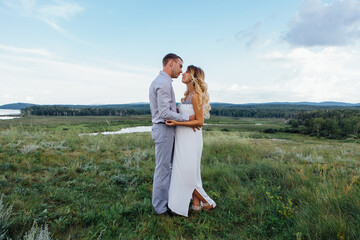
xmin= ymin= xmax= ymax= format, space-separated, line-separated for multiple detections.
xmin=0 ymin=109 xmax=21 ymax=120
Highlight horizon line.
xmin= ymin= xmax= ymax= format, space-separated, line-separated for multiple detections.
xmin=1 ymin=101 xmax=360 ymax=107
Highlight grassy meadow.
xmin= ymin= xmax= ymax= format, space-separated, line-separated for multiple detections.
xmin=0 ymin=115 xmax=359 ymax=239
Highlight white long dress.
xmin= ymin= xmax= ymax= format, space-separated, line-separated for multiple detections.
xmin=168 ymin=103 xmax=215 ymax=217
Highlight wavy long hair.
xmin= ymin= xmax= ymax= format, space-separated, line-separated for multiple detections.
xmin=181 ymin=65 xmax=211 ymax=119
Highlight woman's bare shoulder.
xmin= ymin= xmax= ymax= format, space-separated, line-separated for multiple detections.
xmin=192 ymin=92 xmax=200 ymax=100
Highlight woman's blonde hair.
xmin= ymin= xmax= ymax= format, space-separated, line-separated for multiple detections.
xmin=181 ymin=65 xmax=211 ymax=119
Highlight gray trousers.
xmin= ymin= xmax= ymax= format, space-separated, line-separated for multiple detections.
xmin=151 ymin=123 xmax=175 ymax=214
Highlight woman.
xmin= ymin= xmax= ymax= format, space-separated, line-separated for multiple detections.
xmin=166 ymin=65 xmax=216 ymax=217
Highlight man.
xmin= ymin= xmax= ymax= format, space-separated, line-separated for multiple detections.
xmin=149 ymin=53 xmax=193 ymax=215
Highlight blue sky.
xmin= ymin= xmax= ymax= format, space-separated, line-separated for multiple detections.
xmin=1 ymin=0 xmax=360 ymax=105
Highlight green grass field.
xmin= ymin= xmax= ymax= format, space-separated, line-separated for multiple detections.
xmin=1 ymin=116 xmax=359 ymax=239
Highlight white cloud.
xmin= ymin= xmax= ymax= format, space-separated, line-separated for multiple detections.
xmin=26 ymin=96 xmax=34 ymax=101
xmin=209 ymin=82 xmax=300 ymax=104
xmin=1 ymin=94 xmax=19 ymax=103
xmin=0 ymin=45 xmax=156 ymax=105
xmin=0 ymin=44 xmax=52 ymax=57
xmin=228 ymin=84 xmax=251 ymax=91
xmin=1 ymin=0 xmax=83 ymax=36
xmin=2 ymin=0 xmax=36 ymax=11
xmin=41 ymin=18 xmax=65 ymax=33
xmin=38 ymin=0 xmax=83 ymax=20
xmin=205 ymin=43 xmax=360 ymax=104
xmin=261 ymin=46 xmax=360 ymax=102
xmin=284 ymin=0 xmax=360 ymax=46
xmin=235 ymin=22 xmax=262 ymax=49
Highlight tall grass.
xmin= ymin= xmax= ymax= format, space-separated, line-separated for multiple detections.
xmin=0 ymin=195 xmax=13 ymax=239
xmin=23 ymin=222 xmax=52 ymax=240
xmin=0 ymin=116 xmax=359 ymax=239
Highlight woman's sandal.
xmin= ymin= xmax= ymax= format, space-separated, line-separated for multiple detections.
xmin=191 ymin=205 xmax=202 ymax=211
xmin=202 ymin=202 xmax=216 ymax=211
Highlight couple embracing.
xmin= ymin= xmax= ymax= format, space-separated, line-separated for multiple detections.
xmin=149 ymin=53 xmax=216 ymax=217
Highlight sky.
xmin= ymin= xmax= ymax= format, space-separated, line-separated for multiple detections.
xmin=1 ymin=0 xmax=360 ymax=105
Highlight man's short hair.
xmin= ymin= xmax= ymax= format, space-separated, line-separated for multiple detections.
xmin=163 ymin=53 xmax=182 ymax=67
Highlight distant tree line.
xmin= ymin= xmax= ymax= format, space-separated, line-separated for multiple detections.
xmin=209 ymin=103 xmax=359 ymax=118
xmin=23 ymin=105 xmax=307 ymax=118
xmin=210 ymin=108 xmax=300 ymax=118
xmin=264 ymin=109 xmax=360 ymax=139
xmin=23 ymin=105 xmax=360 ymax=123
xmin=22 ymin=106 xmax=151 ymax=116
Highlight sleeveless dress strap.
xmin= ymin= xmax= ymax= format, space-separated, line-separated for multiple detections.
xmin=183 ymin=91 xmax=195 ymax=104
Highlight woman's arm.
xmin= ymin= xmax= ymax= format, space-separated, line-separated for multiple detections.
xmin=166 ymin=92 xmax=204 ymax=128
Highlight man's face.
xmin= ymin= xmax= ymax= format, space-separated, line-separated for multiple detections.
xmin=171 ymin=58 xmax=183 ymax=78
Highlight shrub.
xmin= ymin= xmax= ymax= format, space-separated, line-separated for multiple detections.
xmin=264 ymin=128 xmax=277 ymax=133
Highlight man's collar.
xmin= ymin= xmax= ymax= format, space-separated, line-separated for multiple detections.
xmin=160 ymin=71 xmax=173 ymax=82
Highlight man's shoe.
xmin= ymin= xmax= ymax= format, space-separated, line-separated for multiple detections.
xmin=165 ymin=208 xmax=174 ymax=217
xmin=157 ymin=208 xmax=174 ymax=217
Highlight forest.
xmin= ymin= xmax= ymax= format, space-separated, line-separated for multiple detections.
xmin=286 ymin=109 xmax=360 ymax=139
xmin=22 ymin=103 xmax=360 ymax=118
xmin=21 ymin=105 xmax=151 ymax=116
xmin=21 ymin=105 xmax=360 ymax=139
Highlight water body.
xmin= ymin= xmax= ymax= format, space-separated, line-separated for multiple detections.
xmin=0 ymin=109 xmax=21 ymax=115
xmin=0 ymin=116 xmax=21 ymax=120
xmin=0 ymin=109 xmax=21 ymax=120
xmin=79 ymin=123 xmax=231 ymax=136
xmin=80 ymin=126 xmax=152 ymax=136
xmin=79 ymin=123 xmax=225 ymax=136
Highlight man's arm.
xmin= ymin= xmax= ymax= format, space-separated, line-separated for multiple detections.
xmin=157 ymin=84 xmax=189 ymax=121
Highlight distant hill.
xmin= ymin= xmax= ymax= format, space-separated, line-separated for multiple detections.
xmin=0 ymin=103 xmax=37 ymax=109
xmin=210 ymin=102 xmax=360 ymax=109
xmin=1 ymin=101 xmax=360 ymax=110
xmin=252 ymin=101 xmax=360 ymax=107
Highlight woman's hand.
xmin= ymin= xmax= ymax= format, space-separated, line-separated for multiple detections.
xmin=166 ymin=120 xmax=178 ymax=126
